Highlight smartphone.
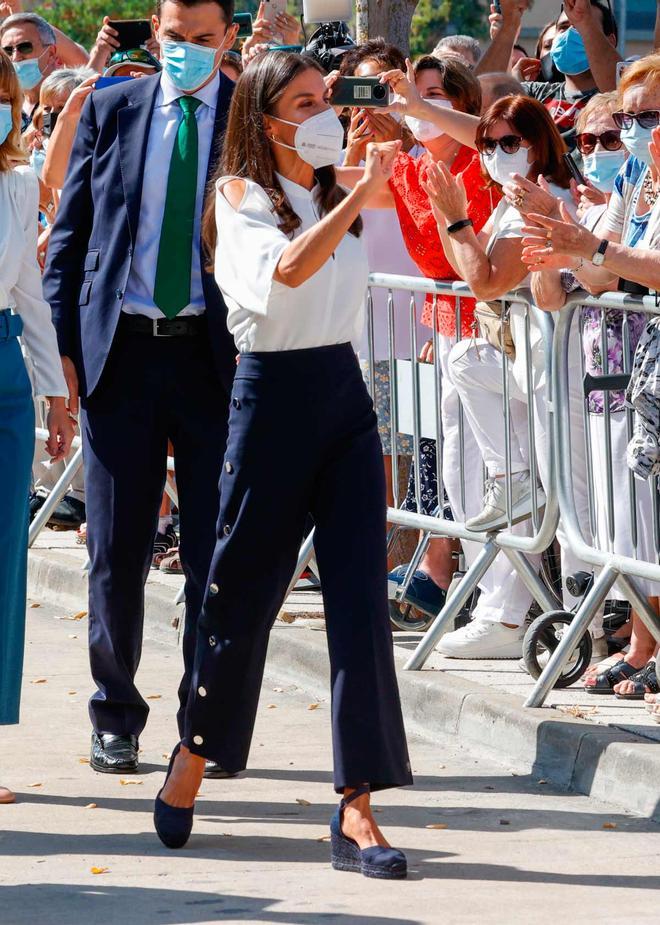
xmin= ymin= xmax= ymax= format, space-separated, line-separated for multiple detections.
xmin=563 ymin=151 xmax=586 ymax=186
xmin=95 ymin=75 xmax=134 ymax=90
xmin=42 ymin=110 xmax=59 ymax=137
xmin=331 ymin=76 xmax=392 ymax=108
xmin=261 ymin=0 xmax=287 ymax=26
xmin=107 ymin=19 xmax=152 ymax=52
xmin=493 ymin=0 xmax=502 ymax=12
xmin=233 ymin=12 xmax=253 ymax=37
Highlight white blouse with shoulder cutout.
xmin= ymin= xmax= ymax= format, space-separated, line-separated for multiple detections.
xmin=214 ymin=173 xmax=368 ymax=353
xmin=0 ymin=165 xmax=66 ymax=397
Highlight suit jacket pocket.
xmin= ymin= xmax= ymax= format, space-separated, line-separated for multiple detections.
xmin=79 ymin=280 xmax=92 ymax=307
xmin=84 ymin=250 xmax=100 ymax=272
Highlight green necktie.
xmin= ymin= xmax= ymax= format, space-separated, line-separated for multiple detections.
xmin=153 ymin=95 xmax=202 ymax=319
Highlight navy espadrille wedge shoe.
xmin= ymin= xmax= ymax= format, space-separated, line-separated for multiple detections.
xmin=330 ymin=785 xmax=407 ymax=880
xmin=154 ymin=743 xmax=195 ymax=849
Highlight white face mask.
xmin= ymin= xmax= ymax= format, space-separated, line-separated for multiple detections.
xmin=405 ymin=98 xmax=453 ymax=143
xmin=482 ymin=144 xmax=532 ymax=186
xmin=270 ymin=108 xmax=345 ymax=169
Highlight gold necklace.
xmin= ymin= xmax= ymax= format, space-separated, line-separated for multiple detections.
xmin=643 ymin=171 xmax=659 ymax=207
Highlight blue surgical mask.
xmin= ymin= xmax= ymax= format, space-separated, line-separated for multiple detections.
xmin=620 ymin=121 xmax=653 ymax=166
xmin=0 ymin=103 xmax=13 ymax=146
xmin=582 ymin=148 xmax=627 ymax=193
xmin=14 ymin=55 xmax=44 ymax=91
xmin=30 ymin=145 xmax=47 ymax=179
xmin=161 ymin=40 xmax=219 ymax=92
xmin=551 ymin=27 xmax=590 ymax=76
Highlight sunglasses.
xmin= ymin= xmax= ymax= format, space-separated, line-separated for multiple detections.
xmin=478 ymin=134 xmax=523 ymax=156
xmin=575 ymin=129 xmax=622 ymax=155
xmin=2 ymin=40 xmax=34 ymax=57
xmin=612 ymin=110 xmax=660 ymax=130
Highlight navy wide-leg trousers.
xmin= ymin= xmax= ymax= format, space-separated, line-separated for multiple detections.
xmin=182 ymin=343 xmax=412 ymax=793
xmin=81 ymin=325 xmax=230 ymax=737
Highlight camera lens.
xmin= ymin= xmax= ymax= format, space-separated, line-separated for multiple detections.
xmin=372 ymin=84 xmax=386 ymax=101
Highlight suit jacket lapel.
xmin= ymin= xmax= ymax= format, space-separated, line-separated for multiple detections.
xmin=117 ymin=77 xmax=160 ymax=245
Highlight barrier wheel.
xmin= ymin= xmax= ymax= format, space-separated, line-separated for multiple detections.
xmin=523 ymin=610 xmax=593 ymax=689
xmin=389 ymin=600 xmax=435 ymax=633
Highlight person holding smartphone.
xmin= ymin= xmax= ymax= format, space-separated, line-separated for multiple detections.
xmin=153 ymin=51 xmax=412 ymax=880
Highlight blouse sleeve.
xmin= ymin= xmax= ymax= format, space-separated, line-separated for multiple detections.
xmin=602 ymin=168 xmax=627 ymax=238
xmin=214 ymin=178 xmax=290 ymax=316
xmin=12 ymin=168 xmax=67 ymax=398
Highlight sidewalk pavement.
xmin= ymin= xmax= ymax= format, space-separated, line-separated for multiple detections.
xmin=1 ymin=597 xmax=659 ymax=925
xmin=26 ymin=527 xmax=660 ymax=824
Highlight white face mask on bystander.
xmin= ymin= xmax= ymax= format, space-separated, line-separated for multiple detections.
xmin=482 ymin=145 xmax=532 ymax=186
xmin=404 ymin=98 xmax=453 ymax=143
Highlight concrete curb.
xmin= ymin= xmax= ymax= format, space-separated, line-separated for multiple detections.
xmin=28 ymin=548 xmax=660 ymax=823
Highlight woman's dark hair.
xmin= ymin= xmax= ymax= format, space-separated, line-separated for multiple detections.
xmin=535 ymin=20 xmax=557 ymax=59
xmin=338 ymin=37 xmax=405 ymax=76
xmin=203 ymin=52 xmax=361 ymax=257
xmin=414 ymin=54 xmax=481 ymax=116
xmin=476 ymin=95 xmax=571 ymax=189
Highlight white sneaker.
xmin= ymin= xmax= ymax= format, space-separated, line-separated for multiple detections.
xmin=437 ymin=619 xmax=526 ymax=659
xmin=466 ymin=472 xmax=545 ymax=533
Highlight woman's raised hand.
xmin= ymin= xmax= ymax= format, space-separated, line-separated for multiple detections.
xmin=421 ymin=160 xmax=468 ymax=226
xmin=521 ymin=200 xmax=598 ymax=268
xmin=379 ymin=59 xmax=422 ymax=114
xmin=503 ymin=173 xmax=562 ymax=218
xmin=361 ymin=140 xmax=402 ymax=189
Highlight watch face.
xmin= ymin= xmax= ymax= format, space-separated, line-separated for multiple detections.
xmin=593 ymin=253 xmax=605 ymax=266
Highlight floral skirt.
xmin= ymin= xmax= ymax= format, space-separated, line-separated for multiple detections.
xmin=360 ymin=359 xmax=414 ymax=457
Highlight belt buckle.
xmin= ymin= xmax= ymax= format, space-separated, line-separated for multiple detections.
xmin=153 ymin=318 xmax=172 ymax=338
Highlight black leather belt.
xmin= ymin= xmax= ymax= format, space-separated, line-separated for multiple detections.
xmin=120 ymin=313 xmax=206 ymax=337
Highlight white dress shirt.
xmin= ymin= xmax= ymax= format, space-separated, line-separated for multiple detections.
xmin=214 ymin=174 xmax=368 ymax=353
xmin=122 ymin=71 xmax=219 ymax=318
xmin=0 ymin=165 xmax=67 ymax=397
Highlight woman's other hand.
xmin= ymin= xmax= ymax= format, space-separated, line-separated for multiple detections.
xmin=360 ymin=140 xmax=402 ymax=190
xmin=503 ymin=173 xmax=561 ymax=218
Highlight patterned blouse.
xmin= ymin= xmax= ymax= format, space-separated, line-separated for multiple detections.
xmin=388 ymin=147 xmax=498 ymax=339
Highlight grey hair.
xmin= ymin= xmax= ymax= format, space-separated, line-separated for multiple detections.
xmin=433 ymin=34 xmax=482 ymax=65
xmin=41 ymin=66 xmax=97 ymax=100
xmin=0 ymin=12 xmax=57 ymax=46
xmin=478 ymin=71 xmax=525 ymax=101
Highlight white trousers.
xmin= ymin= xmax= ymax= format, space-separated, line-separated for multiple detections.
xmin=438 ymin=335 xmax=536 ymax=625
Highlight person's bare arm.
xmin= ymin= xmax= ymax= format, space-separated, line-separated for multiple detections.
xmin=475 ymin=0 xmax=528 ymax=77
xmin=564 ymin=0 xmax=621 ymax=92
xmin=52 ymin=27 xmax=89 ymax=66
xmin=42 ymin=77 xmax=95 ymax=190
xmin=335 ymin=165 xmax=395 ymax=208
xmin=530 ymin=267 xmax=568 ymax=312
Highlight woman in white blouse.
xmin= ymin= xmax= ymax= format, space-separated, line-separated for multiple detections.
xmin=153 ymin=51 xmax=412 ymax=880
xmin=0 ymin=50 xmax=72 ymax=804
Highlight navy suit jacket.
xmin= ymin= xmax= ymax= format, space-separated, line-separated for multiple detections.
xmin=43 ymin=72 xmax=237 ymax=399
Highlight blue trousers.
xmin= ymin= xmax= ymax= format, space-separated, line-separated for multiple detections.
xmin=81 ymin=324 xmax=230 ymax=736
xmin=0 ymin=315 xmax=35 ymax=725
xmin=182 ymin=344 xmax=412 ymax=793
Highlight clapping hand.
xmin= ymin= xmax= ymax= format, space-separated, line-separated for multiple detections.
xmin=503 ymin=173 xmax=562 ymax=218
xmin=421 ymin=160 xmax=468 ymax=227
xmin=521 ymin=200 xmax=598 ymax=270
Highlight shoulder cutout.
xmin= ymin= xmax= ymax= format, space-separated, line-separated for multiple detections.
xmin=217 ymin=177 xmax=247 ymax=212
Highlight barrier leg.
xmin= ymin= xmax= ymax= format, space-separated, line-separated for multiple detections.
xmin=28 ymin=446 xmax=84 ymax=547
xmin=523 ymin=564 xmax=618 ymax=707
xmin=616 ymin=573 xmax=660 ymax=646
xmin=501 ymin=546 xmax=561 ymax=614
xmin=404 ymin=539 xmax=500 ymax=670
xmin=285 ymin=529 xmax=316 ymax=599
xmin=174 ymin=582 xmax=186 ymax=605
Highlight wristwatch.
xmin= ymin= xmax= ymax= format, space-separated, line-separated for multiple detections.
xmin=591 ymin=239 xmax=609 ymax=267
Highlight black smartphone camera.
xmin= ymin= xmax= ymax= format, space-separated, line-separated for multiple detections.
xmin=233 ymin=12 xmax=253 ymax=38
xmin=563 ymin=152 xmax=586 ymax=186
xmin=331 ymin=76 xmax=392 ymax=108
xmin=42 ymin=110 xmax=59 ymax=137
xmin=107 ymin=19 xmax=152 ymax=53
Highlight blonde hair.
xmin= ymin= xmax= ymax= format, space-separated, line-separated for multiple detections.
xmin=0 ymin=49 xmax=27 ymax=171
xmin=618 ymin=53 xmax=660 ymax=105
xmin=575 ymin=90 xmax=619 ymax=134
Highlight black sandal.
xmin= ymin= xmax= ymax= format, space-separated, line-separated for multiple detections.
xmin=614 ymin=661 xmax=660 ymax=700
xmin=584 ymin=659 xmax=639 ymax=694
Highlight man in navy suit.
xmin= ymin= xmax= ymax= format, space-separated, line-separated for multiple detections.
xmin=43 ymin=0 xmax=239 ymax=774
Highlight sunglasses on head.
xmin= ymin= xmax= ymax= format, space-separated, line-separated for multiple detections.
xmin=612 ymin=110 xmax=660 ymax=130
xmin=575 ymin=129 xmax=622 ymax=155
xmin=478 ymin=134 xmax=523 ymax=156
xmin=2 ymin=40 xmax=34 ymax=57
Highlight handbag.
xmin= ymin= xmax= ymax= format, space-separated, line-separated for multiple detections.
xmin=473 ymin=299 xmax=516 ymax=360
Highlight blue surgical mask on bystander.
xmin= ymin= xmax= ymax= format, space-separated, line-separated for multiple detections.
xmin=161 ymin=40 xmax=219 ymax=92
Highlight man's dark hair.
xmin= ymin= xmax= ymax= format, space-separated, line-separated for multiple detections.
xmin=156 ymin=0 xmax=234 ymax=24
xmin=338 ymin=38 xmax=406 ymax=76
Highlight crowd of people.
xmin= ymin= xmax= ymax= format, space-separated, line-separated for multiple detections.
xmin=3 ymin=0 xmax=660 ymax=878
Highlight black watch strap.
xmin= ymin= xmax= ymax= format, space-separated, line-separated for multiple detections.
xmin=447 ymin=218 xmax=473 ymax=235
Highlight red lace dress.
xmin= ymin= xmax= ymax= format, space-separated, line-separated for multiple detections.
xmin=388 ymin=147 xmax=499 ymax=338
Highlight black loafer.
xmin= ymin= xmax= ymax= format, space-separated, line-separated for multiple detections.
xmin=203 ymin=760 xmax=238 ymax=780
xmin=48 ymin=495 xmax=86 ymax=529
xmin=90 ymin=732 xmax=139 ymax=774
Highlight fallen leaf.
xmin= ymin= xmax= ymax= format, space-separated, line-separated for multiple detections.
xmin=27 ymin=782 xmax=43 ymax=788
xmin=308 ymin=703 xmax=319 ymax=711
xmin=267 ymin=704 xmax=277 ymax=709
xmin=72 ymin=611 xmax=88 ymax=620
xmin=31 ymin=678 xmax=47 ymax=685
xmin=426 ymin=823 xmax=448 ymax=830
xmin=90 ymin=867 xmax=109 ymax=875
xmin=85 ymin=803 xmax=97 ymax=809
xmin=296 ymin=798 xmax=312 ymax=806
xmin=119 ymin=779 xmax=143 ymax=786
xmin=79 ymin=758 xmax=90 ymax=764
xmin=146 ymin=694 xmax=162 ymax=700
xmin=68 ymin=690 xmax=77 ymax=695
xmin=602 ymin=822 xmax=617 ymax=830
xmin=315 ymin=834 xmax=331 ymax=842
xmin=29 ymin=603 xmax=41 ymax=608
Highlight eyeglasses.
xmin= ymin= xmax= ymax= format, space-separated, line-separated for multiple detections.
xmin=612 ymin=110 xmax=660 ymax=131
xmin=478 ymin=134 xmax=524 ymax=156
xmin=575 ymin=129 xmax=622 ymax=155
xmin=2 ymin=41 xmax=35 ymax=57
